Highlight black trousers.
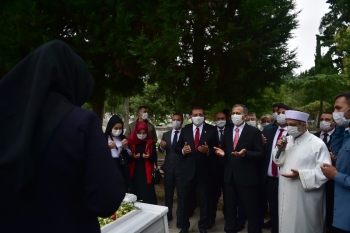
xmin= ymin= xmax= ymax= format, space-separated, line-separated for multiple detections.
xmin=224 ymin=181 xmax=262 ymax=233
xmin=207 ymin=167 xmax=225 ymax=223
xmin=325 ymin=180 xmax=335 ymax=231
xmin=264 ymin=176 xmax=279 ymax=233
xmin=164 ymin=169 xmax=181 ymax=219
xmin=180 ymin=170 xmax=208 ymax=230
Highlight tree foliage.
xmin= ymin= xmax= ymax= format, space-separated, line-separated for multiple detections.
xmin=1 ymin=0 xmax=300 ymax=119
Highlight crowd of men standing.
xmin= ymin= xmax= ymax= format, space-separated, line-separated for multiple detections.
xmin=148 ymin=91 xmax=350 ymax=233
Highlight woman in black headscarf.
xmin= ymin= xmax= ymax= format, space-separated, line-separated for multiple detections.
xmin=0 ymin=40 xmax=125 ymax=232
xmin=105 ymin=115 xmax=132 ymax=192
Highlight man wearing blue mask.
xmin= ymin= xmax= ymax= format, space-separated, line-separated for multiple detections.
xmin=322 ymin=92 xmax=350 ymax=233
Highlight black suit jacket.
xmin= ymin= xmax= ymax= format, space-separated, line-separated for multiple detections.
xmin=158 ymin=129 xmax=181 ymax=173
xmin=261 ymin=126 xmax=280 ymax=184
xmin=175 ymin=123 xmax=216 ymax=181
xmin=314 ymin=131 xmax=332 ymax=151
xmin=222 ymin=123 xmax=264 ymax=186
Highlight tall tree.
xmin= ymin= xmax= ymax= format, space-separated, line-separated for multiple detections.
xmin=131 ymin=0 xmax=299 ymax=113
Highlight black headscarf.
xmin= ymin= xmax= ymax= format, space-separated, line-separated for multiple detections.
xmin=0 ymin=40 xmax=94 ymax=194
xmin=105 ymin=115 xmax=126 ymax=140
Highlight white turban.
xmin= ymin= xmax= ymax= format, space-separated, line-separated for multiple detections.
xmin=285 ymin=110 xmax=309 ymax=122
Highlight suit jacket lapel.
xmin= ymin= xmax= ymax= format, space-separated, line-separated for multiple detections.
xmin=199 ymin=124 xmax=209 ymax=145
xmin=236 ymin=124 xmax=249 ymax=148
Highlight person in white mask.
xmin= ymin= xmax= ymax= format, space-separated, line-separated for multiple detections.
xmin=206 ymin=111 xmax=227 ymax=229
xmin=260 ymin=114 xmax=273 ymax=130
xmin=264 ymin=102 xmax=285 ymax=130
xmin=273 ymin=110 xmax=331 ymax=233
xmin=158 ymin=113 xmax=184 ymax=225
xmin=260 ymin=103 xmax=291 ymax=232
xmin=214 ymin=104 xmax=264 ymax=233
xmin=175 ymin=106 xmax=216 ymax=233
xmin=245 ymin=112 xmax=258 ymax=128
xmin=124 ymin=105 xmax=158 ymax=142
xmin=314 ymin=111 xmax=337 ymax=232
xmin=127 ymin=121 xmax=158 ymax=205
xmin=105 ymin=115 xmax=132 ymax=192
xmin=322 ymin=92 xmax=350 ymax=233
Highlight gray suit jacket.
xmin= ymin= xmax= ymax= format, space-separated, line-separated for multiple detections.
xmin=158 ymin=129 xmax=181 ymax=173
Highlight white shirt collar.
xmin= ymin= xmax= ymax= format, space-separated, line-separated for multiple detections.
xmin=321 ymin=127 xmax=335 ymax=136
xmin=234 ymin=122 xmax=245 ymax=131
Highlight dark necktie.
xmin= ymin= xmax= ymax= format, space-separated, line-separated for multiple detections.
xmin=323 ymin=133 xmax=328 ymax=145
xmin=194 ymin=127 xmax=200 ymax=151
xmin=219 ymin=129 xmax=224 ymax=144
xmin=172 ymin=130 xmax=179 ymax=149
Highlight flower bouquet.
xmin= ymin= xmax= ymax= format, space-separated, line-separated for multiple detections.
xmin=98 ymin=201 xmax=141 ymax=227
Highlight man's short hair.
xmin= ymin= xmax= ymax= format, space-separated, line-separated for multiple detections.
xmin=232 ymin=104 xmax=248 ymax=114
xmin=191 ymin=105 xmax=204 ymax=115
xmin=247 ymin=112 xmax=256 ymax=116
xmin=273 ymin=102 xmax=285 ymax=108
xmin=278 ymin=104 xmax=292 ymax=111
xmin=335 ymin=92 xmax=350 ymax=105
xmin=138 ymin=105 xmax=148 ymax=112
xmin=260 ymin=114 xmax=272 ymax=120
xmin=172 ymin=112 xmax=183 ymax=120
xmin=322 ymin=111 xmax=333 ymax=116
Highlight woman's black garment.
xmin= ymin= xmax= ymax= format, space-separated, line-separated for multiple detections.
xmin=105 ymin=115 xmax=132 ymax=192
xmin=0 ymin=41 xmax=125 ymax=232
xmin=130 ymin=142 xmax=158 ymax=205
xmin=0 ymin=40 xmax=94 ymax=194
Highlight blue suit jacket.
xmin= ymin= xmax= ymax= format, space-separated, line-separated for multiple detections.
xmin=331 ymin=126 xmax=350 ymax=231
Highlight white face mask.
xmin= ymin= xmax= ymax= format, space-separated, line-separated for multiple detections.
xmin=141 ymin=112 xmax=148 ymax=120
xmin=137 ymin=134 xmax=147 ymax=140
xmin=215 ymin=120 xmax=226 ymax=128
xmin=276 ymin=114 xmax=286 ymax=125
xmin=333 ymin=109 xmax=350 ymax=127
xmin=231 ymin=114 xmax=243 ymax=126
xmin=319 ymin=121 xmax=333 ymax=132
xmin=191 ymin=116 xmax=204 ymax=126
xmin=287 ymin=125 xmax=302 ymax=138
xmin=112 ymin=129 xmax=122 ymax=137
xmin=262 ymin=122 xmax=269 ymax=127
xmin=172 ymin=120 xmax=181 ymax=129
xmin=246 ymin=120 xmax=257 ymax=127
xmin=272 ymin=112 xmax=278 ymax=120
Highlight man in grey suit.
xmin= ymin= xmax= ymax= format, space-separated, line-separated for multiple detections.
xmin=158 ymin=113 xmax=183 ymax=225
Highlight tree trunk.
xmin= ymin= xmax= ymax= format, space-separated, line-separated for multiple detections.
xmin=124 ymin=97 xmax=130 ymax=128
xmin=92 ymin=99 xmax=105 ymax=124
xmin=318 ymin=90 xmax=324 ymax=127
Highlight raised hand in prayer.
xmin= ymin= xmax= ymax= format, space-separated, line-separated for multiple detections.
xmin=143 ymin=152 xmax=150 ymax=159
xmin=133 ymin=153 xmax=140 ymax=159
xmin=231 ymin=149 xmax=246 ymax=157
xmin=121 ymin=139 xmax=128 ymax=149
xmin=183 ymin=142 xmax=191 ymax=154
xmin=108 ymin=141 xmax=116 ymax=149
xmin=281 ymin=169 xmax=299 ymax=178
xmin=198 ymin=142 xmax=209 ymax=154
xmin=214 ymin=147 xmax=225 ymax=157
xmin=261 ymin=134 xmax=267 ymax=144
xmin=159 ymin=140 xmax=167 ymax=149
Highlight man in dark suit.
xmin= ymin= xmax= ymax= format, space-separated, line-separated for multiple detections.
xmin=158 ymin=113 xmax=184 ymax=226
xmin=314 ymin=111 xmax=337 ymax=233
xmin=175 ymin=106 xmax=217 ymax=233
xmin=207 ymin=111 xmax=227 ymax=229
xmin=261 ymin=104 xmax=291 ymax=233
xmin=214 ymin=104 xmax=264 ymax=233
